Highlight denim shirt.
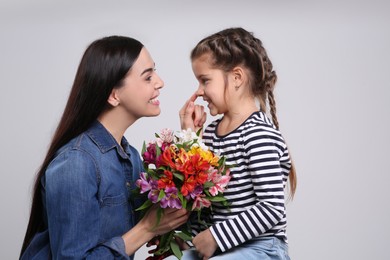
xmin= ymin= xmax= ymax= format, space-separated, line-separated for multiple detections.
xmin=21 ymin=121 xmax=144 ymax=259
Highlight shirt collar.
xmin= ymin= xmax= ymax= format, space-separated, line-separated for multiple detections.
xmin=86 ymin=120 xmax=130 ymax=159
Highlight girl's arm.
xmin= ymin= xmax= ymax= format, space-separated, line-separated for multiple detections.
xmin=179 ymin=93 xmax=207 ymax=133
xmin=194 ymin=129 xmax=291 ymax=255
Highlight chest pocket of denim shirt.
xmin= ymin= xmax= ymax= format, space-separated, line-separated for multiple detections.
xmin=102 ymin=193 xmax=127 ymax=206
xmin=100 ymin=193 xmax=129 ymax=238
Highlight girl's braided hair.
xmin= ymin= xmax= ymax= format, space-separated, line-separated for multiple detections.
xmin=191 ymin=27 xmax=296 ymax=198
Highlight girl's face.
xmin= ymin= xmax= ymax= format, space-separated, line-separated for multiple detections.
xmin=115 ymin=47 xmax=164 ymax=120
xmin=192 ymin=55 xmax=231 ymax=116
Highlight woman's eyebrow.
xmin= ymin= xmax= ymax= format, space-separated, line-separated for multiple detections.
xmin=140 ymin=63 xmax=156 ymax=76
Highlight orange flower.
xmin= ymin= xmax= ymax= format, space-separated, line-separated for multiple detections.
xmin=181 ymin=176 xmax=196 ymax=196
xmin=160 ymin=146 xmax=176 ymax=169
xmin=189 ymin=146 xmax=219 ymax=167
xmin=157 ymin=170 xmax=175 ymax=189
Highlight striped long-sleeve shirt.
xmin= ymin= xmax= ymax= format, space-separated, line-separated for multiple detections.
xmin=191 ymin=111 xmax=291 ymax=252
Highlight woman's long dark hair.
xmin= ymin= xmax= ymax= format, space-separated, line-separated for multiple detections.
xmin=20 ymin=36 xmax=144 ymax=257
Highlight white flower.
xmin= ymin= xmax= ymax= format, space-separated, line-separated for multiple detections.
xmin=175 ymin=128 xmax=198 ymax=144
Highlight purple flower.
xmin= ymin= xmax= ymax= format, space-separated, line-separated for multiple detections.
xmin=187 ymin=185 xmax=203 ymax=200
xmin=147 ymin=180 xmax=159 ymax=203
xmin=136 ymin=172 xmax=152 ymax=193
xmin=160 ymin=187 xmax=182 ymax=209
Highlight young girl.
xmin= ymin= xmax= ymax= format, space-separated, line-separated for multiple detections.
xmin=20 ymin=36 xmax=189 ymax=259
xmin=177 ymin=27 xmax=297 ymax=259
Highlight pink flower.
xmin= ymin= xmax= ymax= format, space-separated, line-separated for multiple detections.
xmin=157 ymin=128 xmax=174 ymax=147
xmin=208 ymin=169 xmax=231 ymax=196
xmin=160 ymin=187 xmax=182 ymax=209
xmin=192 ymin=195 xmax=211 ymax=210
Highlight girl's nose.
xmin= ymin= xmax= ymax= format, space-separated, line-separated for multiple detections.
xmin=195 ymin=85 xmax=204 ymax=96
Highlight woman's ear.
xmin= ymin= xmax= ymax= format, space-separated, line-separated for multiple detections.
xmin=107 ymin=89 xmax=120 ymax=107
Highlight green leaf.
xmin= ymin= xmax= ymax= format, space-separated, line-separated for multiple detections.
xmin=203 ymin=181 xmax=214 ymax=188
xmin=141 ymin=141 xmax=146 ymax=154
xmin=156 ymin=144 xmax=161 ymax=157
xmin=196 ymin=128 xmax=202 ymax=137
xmin=135 ymin=200 xmax=152 ymax=211
xmin=173 ymin=172 xmax=184 ymax=181
xmin=175 ymin=232 xmax=193 ymax=241
xmin=209 ymin=196 xmax=227 ymax=202
xmin=158 ymin=189 xmax=165 ymax=201
xmin=170 ymin=240 xmax=182 ymax=260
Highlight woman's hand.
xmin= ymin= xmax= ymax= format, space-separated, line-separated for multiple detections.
xmin=192 ymin=229 xmax=218 ymax=260
xmin=122 ymin=205 xmax=189 ymax=256
xmin=143 ymin=205 xmax=189 ymax=236
xmin=179 ymin=93 xmax=207 ymax=133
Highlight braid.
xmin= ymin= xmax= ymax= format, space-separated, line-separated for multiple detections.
xmin=191 ymin=27 xmax=296 ymax=199
xmin=268 ymin=89 xmax=279 ymax=130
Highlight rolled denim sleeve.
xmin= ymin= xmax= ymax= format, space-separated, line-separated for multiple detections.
xmin=44 ymin=149 xmax=129 ymax=259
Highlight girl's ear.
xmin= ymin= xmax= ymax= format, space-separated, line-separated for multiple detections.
xmin=107 ymin=89 xmax=120 ymax=107
xmin=231 ymin=66 xmax=245 ymax=87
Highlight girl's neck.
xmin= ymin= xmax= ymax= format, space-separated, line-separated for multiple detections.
xmin=218 ymin=105 xmax=258 ymax=136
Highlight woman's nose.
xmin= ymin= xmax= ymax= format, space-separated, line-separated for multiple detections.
xmin=155 ymin=74 xmax=164 ymax=89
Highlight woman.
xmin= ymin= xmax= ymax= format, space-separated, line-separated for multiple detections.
xmin=20 ymin=35 xmax=189 ymax=259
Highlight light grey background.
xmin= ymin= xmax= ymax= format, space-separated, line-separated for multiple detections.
xmin=1 ymin=1 xmax=389 ymax=259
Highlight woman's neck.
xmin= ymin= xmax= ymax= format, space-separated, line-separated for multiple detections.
xmin=98 ymin=109 xmax=135 ymax=145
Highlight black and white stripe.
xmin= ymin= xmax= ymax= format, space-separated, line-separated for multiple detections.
xmin=191 ymin=111 xmax=291 ymax=252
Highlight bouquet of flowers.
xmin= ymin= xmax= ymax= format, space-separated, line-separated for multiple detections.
xmin=135 ymin=128 xmax=231 ymax=259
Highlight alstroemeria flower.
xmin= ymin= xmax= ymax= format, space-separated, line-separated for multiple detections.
xmin=175 ymin=128 xmax=198 ymax=144
xmin=157 ymin=170 xmax=175 ymax=189
xmin=142 ymin=142 xmax=157 ymax=165
xmin=157 ymin=128 xmax=174 ymax=147
xmin=160 ymin=187 xmax=182 ymax=209
xmin=147 ymin=179 xmax=159 ymax=203
xmin=187 ymin=185 xmax=203 ymax=200
xmin=136 ymin=172 xmax=152 ymax=193
xmin=181 ymin=176 xmax=196 ymax=197
xmin=160 ymin=146 xmax=177 ymax=169
xmin=192 ymin=195 xmax=211 ymax=210
xmin=208 ymin=169 xmax=231 ymax=196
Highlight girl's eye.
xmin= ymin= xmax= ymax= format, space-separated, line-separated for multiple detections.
xmin=202 ymin=79 xmax=209 ymax=85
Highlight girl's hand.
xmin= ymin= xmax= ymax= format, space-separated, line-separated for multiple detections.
xmin=179 ymin=93 xmax=207 ymax=133
xmin=192 ymin=229 xmax=217 ymax=260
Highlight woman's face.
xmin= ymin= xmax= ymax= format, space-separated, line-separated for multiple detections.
xmin=115 ymin=47 xmax=164 ymax=120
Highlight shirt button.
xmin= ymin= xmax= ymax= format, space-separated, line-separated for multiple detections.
xmin=126 ymin=182 xmax=131 ymax=187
